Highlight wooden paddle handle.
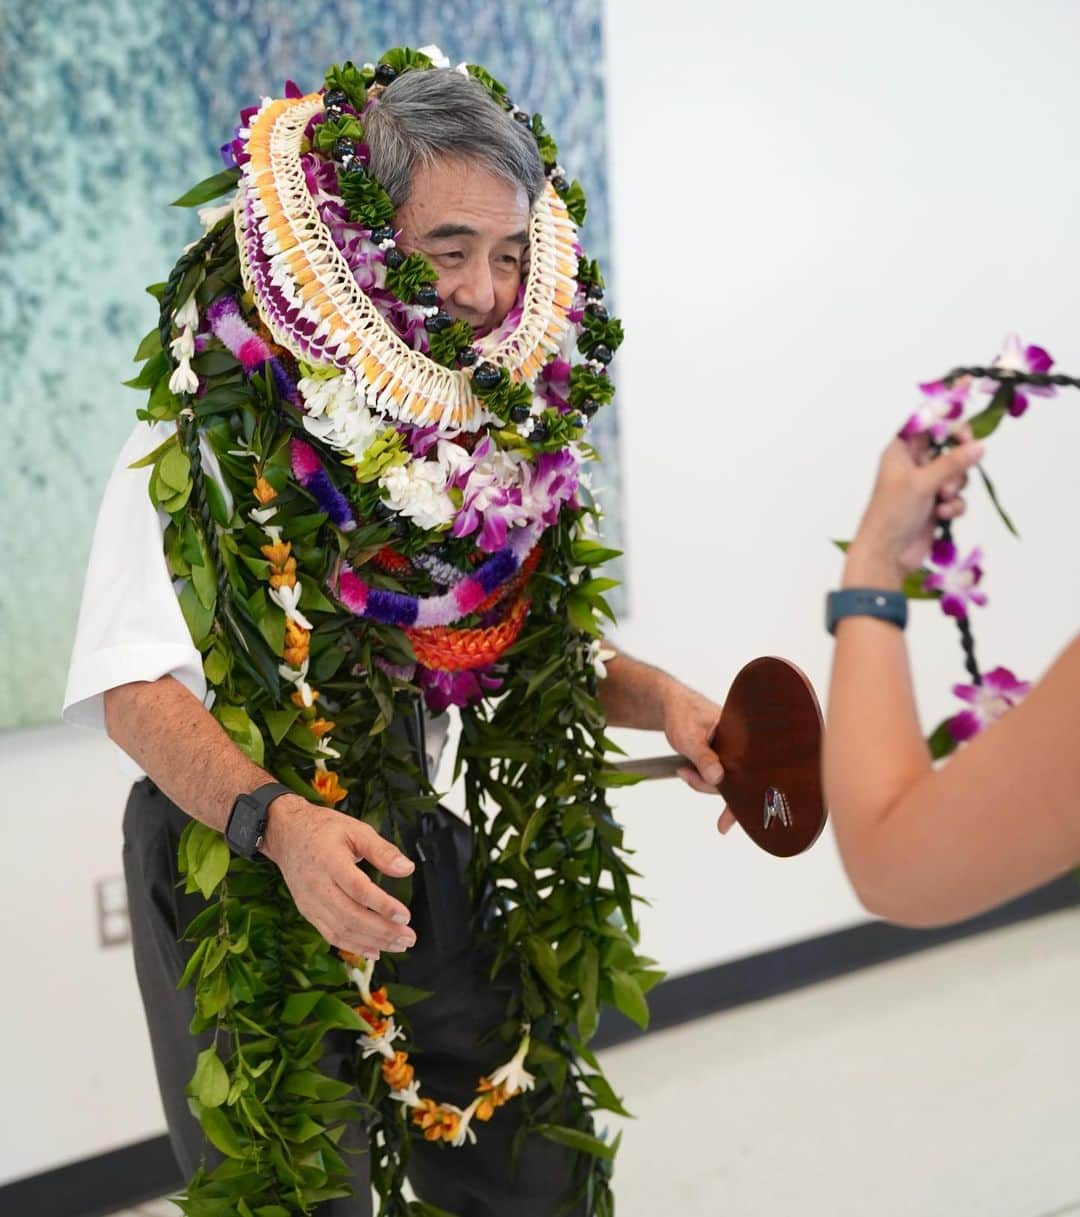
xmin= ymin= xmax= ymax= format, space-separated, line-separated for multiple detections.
xmin=611 ymin=754 xmax=686 ymax=781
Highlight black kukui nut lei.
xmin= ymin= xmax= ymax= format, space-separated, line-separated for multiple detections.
xmin=509 ymin=403 xmax=531 ymax=424
xmin=332 ymin=136 xmax=357 ymax=163
xmin=323 ymin=88 xmax=348 ymax=112
xmin=457 ymin=347 xmax=479 ymax=367
xmin=471 ymin=361 xmax=501 ymax=390
xmin=585 ymin=302 xmax=608 ymax=321
xmin=374 ymin=63 xmax=398 ymax=85
xmin=383 ymin=247 xmax=405 ymax=270
xmin=415 ymin=285 xmax=439 ymax=308
xmin=589 ymin=344 xmax=613 ymax=366
xmin=425 ymin=310 xmax=452 ymax=333
xmin=370 ymin=225 xmax=395 ymax=245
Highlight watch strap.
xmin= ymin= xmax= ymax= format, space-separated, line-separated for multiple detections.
xmin=225 ymin=782 xmax=292 ymax=857
xmin=826 ymin=588 xmax=908 ymax=636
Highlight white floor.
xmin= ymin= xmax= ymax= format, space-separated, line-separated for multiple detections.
xmin=110 ymin=907 xmax=1080 ymax=1217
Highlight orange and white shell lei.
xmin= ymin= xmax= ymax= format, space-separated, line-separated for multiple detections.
xmin=235 ymin=92 xmax=581 ymax=432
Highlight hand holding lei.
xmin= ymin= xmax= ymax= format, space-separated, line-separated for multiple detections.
xmin=840 ymin=334 xmax=1080 ymax=757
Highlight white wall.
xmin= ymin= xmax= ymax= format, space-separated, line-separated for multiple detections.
xmin=4 ymin=0 xmax=1080 ymax=1184
xmin=602 ymin=0 xmax=1080 ymax=973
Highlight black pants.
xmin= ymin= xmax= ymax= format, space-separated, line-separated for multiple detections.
xmin=122 ymin=779 xmax=586 ymax=1216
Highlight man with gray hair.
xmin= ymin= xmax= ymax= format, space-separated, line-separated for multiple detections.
xmin=66 ymin=62 xmax=728 ymax=1215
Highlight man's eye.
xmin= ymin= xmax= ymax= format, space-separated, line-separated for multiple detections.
xmin=496 ymin=254 xmax=520 ymax=267
xmin=436 ymin=251 xmax=464 ymax=264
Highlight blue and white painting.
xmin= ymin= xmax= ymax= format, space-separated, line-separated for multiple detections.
xmin=0 ymin=0 xmax=619 ymax=727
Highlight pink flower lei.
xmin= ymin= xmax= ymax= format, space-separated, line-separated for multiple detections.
xmin=888 ymin=335 xmax=1079 ymax=757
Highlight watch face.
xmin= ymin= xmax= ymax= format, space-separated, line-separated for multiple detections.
xmin=230 ymin=795 xmax=267 ymax=856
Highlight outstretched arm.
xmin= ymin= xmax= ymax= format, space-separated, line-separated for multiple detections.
xmin=826 ymin=435 xmax=1080 ymax=925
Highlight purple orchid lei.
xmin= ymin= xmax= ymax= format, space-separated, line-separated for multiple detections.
xmin=889 ymin=334 xmax=1079 ymax=758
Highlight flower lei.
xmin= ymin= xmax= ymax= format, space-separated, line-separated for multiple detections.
xmin=841 ymin=334 xmax=1080 ymax=759
xmin=128 ymin=46 xmax=651 ymax=1217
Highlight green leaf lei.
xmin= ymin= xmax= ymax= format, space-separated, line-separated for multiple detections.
xmin=129 ymin=49 xmax=647 ymax=1216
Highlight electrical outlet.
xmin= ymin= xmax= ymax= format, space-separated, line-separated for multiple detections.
xmin=95 ymin=876 xmax=130 ymax=947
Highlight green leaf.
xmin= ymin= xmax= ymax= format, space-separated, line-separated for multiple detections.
xmin=903 ymin=567 xmax=941 ymax=600
xmin=177 ymin=937 xmax=210 ymax=990
xmin=976 ymin=462 xmax=1019 ymax=538
xmin=567 ymin=593 xmax=599 ymax=636
xmin=967 ymin=382 xmax=1015 ymax=441
xmin=520 ymin=807 xmax=546 ymax=856
xmin=159 ymin=443 xmax=193 ymax=492
xmin=190 ymin=1047 xmax=230 ymax=1108
xmin=186 ymin=822 xmax=231 ymax=899
xmin=123 ymin=350 xmax=168 ymax=390
xmin=198 ymin=1105 xmax=247 ymax=1158
xmin=133 ymin=328 xmax=162 ymax=362
xmin=282 ymin=991 xmax=324 ymax=1025
xmin=927 ymin=717 xmax=958 ymax=761
xmin=535 ymin=1123 xmax=614 ymax=1160
xmin=196 ymin=968 xmax=230 ymax=1019
xmin=179 ymin=580 xmax=213 ymax=645
xmin=583 ymin=1072 xmax=632 ymax=1118
xmin=608 ymin=968 xmax=649 ymax=1029
xmin=172 ymin=168 xmax=241 ymax=208
xmin=314 ymin=995 xmax=366 ymax=1031
xmin=127 ymin=431 xmax=178 ymax=470
xmin=204 ymin=477 xmax=232 ymax=528
xmin=384 ymin=983 xmax=434 ymax=1008
xmin=264 ymin=707 xmax=300 ymax=746
xmin=203 ymin=645 xmax=228 ymax=685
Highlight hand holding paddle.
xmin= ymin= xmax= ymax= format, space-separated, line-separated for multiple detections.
xmin=613 ymin=657 xmax=827 ymax=857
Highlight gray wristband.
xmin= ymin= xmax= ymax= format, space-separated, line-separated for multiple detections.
xmin=826 ymin=588 xmax=908 ymax=636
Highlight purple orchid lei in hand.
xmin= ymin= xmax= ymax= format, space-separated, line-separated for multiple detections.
xmin=890 ymin=334 xmax=1079 ymax=758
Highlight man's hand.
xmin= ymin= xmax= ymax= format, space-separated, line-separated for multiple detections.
xmin=660 ymin=683 xmax=737 ymax=834
xmin=261 ymin=795 xmax=417 ymax=961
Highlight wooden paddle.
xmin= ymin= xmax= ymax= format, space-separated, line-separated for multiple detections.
xmin=612 ymin=656 xmax=827 ymax=857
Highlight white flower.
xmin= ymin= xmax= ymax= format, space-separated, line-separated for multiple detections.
xmin=174 ymin=293 xmax=200 ymax=331
xmin=170 ymin=325 xmax=195 ymax=361
xmin=278 ymin=658 xmax=314 ymax=706
xmin=198 ymin=202 xmax=234 ymax=230
xmin=359 ymin=1019 xmax=403 ymax=1060
xmin=379 ymin=460 xmax=456 ymax=531
xmin=486 ymin=1032 xmax=536 ymax=1099
xmin=447 ymin=1100 xmax=481 ymax=1148
xmin=269 ymin=584 xmax=314 ymax=630
xmin=250 ymin=506 xmax=278 ymax=525
xmin=587 ymin=640 xmax=616 ymax=679
xmin=390 ymin=1079 xmax=424 ymax=1108
xmin=316 ymin=738 xmax=342 ymax=759
xmin=418 ymin=44 xmax=451 ymax=68
xmin=346 ymin=960 xmax=375 ymax=1004
xmin=262 ymin=524 xmax=284 ymax=543
xmin=168 ymin=360 xmax=199 ymax=396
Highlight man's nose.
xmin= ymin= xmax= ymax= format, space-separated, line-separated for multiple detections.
xmin=449 ymin=260 xmax=496 ymax=319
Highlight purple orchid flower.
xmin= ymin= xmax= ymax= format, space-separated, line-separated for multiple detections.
xmin=924 ymin=539 xmax=988 ymax=619
xmin=981 ymin=333 xmax=1056 ymax=418
xmin=521 ymin=447 xmax=581 ymax=527
xmin=419 ymin=665 xmax=503 ymax=713
xmin=899 ymin=379 xmax=969 ymax=443
xmin=947 ymin=667 xmax=1031 ymax=743
xmin=537 ymin=358 xmax=572 ymax=411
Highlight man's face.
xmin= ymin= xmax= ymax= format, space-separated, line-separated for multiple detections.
xmin=395 ymin=158 xmax=531 ymax=334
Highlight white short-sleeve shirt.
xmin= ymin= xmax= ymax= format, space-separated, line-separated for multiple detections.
xmin=63 ymin=421 xmax=447 ymax=771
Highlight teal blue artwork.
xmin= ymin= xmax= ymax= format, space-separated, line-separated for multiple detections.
xmin=0 ymin=0 xmax=617 ymax=728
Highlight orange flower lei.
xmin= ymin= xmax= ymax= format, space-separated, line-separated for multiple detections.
xmin=341 ymin=951 xmax=535 ymax=1148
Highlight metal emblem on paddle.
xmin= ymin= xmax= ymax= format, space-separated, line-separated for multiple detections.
xmin=611 ymin=657 xmax=828 ymax=858
xmin=763 ymin=786 xmax=792 ymax=830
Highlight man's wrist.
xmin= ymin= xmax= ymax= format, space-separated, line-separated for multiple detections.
xmin=258 ymin=791 xmax=309 ymax=866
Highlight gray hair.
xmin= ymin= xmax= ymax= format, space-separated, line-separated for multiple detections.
xmin=365 ymin=69 xmax=546 ymax=208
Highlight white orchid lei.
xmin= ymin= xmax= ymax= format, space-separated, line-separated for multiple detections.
xmin=129 ymin=46 xmax=649 ymax=1217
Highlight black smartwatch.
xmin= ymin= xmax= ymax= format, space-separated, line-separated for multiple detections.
xmin=224 ymin=782 xmax=292 ymax=858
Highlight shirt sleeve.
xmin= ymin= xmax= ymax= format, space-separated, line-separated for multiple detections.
xmin=62 ymin=421 xmax=207 ymax=729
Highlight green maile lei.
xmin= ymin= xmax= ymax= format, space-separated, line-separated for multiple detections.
xmin=125 ymin=49 xmax=653 ymax=1217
